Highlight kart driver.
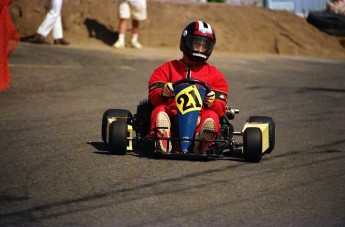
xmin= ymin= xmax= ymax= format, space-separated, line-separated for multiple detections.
xmin=148 ymin=21 xmax=229 ymax=153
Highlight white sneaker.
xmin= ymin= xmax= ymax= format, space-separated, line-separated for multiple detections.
xmin=193 ymin=118 xmax=216 ymax=154
xmin=113 ymin=40 xmax=125 ymax=49
xmin=156 ymin=112 xmax=172 ymax=153
xmin=131 ymin=40 xmax=143 ymax=49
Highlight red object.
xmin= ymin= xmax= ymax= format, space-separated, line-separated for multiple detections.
xmin=0 ymin=0 xmax=20 ymax=91
xmin=148 ymin=60 xmax=229 ymax=136
xmin=149 ymin=60 xmax=228 ymax=116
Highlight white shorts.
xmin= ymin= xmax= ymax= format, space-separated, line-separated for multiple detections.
xmin=118 ymin=0 xmax=147 ymax=21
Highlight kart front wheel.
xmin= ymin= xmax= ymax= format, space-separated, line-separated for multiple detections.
xmin=248 ymin=116 xmax=275 ymax=154
xmin=109 ymin=120 xmax=128 ymax=155
xmin=243 ymin=127 xmax=262 ymax=163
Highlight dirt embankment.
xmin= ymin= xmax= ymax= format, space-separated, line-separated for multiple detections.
xmin=9 ymin=0 xmax=345 ymax=58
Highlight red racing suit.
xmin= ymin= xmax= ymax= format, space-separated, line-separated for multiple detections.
xmin=148 ymin=60 xmax=228 ymax=136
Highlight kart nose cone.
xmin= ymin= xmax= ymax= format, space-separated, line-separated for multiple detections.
xmin=174 ymin=84 xmax=206 ymax=153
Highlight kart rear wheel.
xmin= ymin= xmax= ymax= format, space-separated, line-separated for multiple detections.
xmin=109 ymin=120 xmax=128 ymax=155
xmin=243 ymin=127 xmax=262 ymax=163
xmin=248 ymin=116 xmax=275 ymax=153
xmin=101 ymin=109 xmax=132 ymax=144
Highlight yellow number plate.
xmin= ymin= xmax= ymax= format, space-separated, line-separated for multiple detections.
xmin=175 ymin=85 xmax=203 ymax=115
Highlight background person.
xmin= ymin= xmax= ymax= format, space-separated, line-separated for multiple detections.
xmin=30 ymin=0 xmax=69 ymax=45
xmin=0 ymin=0 xmax=20 ymax=91
xmin=148 ymin=21 xmax=229 ymax=153
xmin=113 ymin=0 xmax=147 ymax=49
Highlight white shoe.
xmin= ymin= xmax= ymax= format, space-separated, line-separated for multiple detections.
xmin=193 ymin=118 xmax=216 ymax=154
xmin=113 ymin=40 xmax=125 ymax=49
xmin=156 ymin=112 xmax=172 ymax=153
xmin=131 ymin=40 xmax=143 ymax=49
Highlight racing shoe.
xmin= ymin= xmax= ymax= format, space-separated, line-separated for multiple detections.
xmin=193 ymin=118 xmax=216 ymax=154
xmin=155 ymin=112 xmax=172 ymax=153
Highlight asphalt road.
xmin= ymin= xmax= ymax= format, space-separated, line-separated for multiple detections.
xmin=1 ymin=43 xmax=345 ymax=226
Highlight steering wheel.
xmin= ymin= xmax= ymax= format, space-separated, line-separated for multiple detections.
xmin=172 ymin=79 xmax=211 ymax=94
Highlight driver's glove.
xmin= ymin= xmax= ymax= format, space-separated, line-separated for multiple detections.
xmin=203 ymin=91 xmax=215 ymax=107
xmin=162 ymin=82 xmax=174 ymax=97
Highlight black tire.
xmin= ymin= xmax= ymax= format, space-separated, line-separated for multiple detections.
xmin=108 ymin=120 xmax=128 ymax=155
xmin=248 ymin=116 xmax=275 ymax=154
xmin=307 ymin=11 xmax=345 ymax=37
xmin=101 ymin=109 xmax=132 ymax=144
xmin=243 ymin=127 xmax=262 ymax=163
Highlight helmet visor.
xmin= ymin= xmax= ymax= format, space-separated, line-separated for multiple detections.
xmin=186 ymin=35 xmax=215 ymax=56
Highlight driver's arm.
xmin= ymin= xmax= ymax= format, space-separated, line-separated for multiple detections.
xmin=148 ymin=67 xmax=175 ymax=107
xmin=206 ymin=69 xmax=228 ymax=117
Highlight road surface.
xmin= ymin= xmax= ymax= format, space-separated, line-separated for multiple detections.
xmin=1 ymin=43 xmax=345 ymax=226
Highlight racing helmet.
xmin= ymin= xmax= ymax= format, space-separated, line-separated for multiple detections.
xmin=180 ymin=21 xmax=216 ymax=62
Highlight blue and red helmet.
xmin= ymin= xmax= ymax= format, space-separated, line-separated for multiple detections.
xmin=180 ymin=21 xmax=216 ymax=62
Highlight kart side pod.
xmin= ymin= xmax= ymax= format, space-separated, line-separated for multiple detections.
xmin=241 ymin=122 xmax=270 ymax=162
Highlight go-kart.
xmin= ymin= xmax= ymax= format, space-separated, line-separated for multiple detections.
xmin=101 ymin=79 xmax=275 ymax=162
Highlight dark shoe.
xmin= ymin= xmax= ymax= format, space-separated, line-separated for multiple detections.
xmin=30 ymin=34 xmax=50 ymax=44
xmin=54 ymin=39 xmax=70 ymax=45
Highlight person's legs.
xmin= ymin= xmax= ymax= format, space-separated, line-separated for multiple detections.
xmin=114 ymin=19 xmax=128 ymax=48
xmin=150 ymin=105 xmax=175 ymax=153
xmin=51 ymin=14 xmax=69 ymax=45
xmin=130 ymin=19 xmax=142 ymax=48
xmin=37 ymin=0 xmax=62 ymax=37
xmin=193 ymin=110 xmax=220 ymax=154
xmin=128 ymin=0 xmax=147 ymax=48
xmin=32 ymin=0 xmax=62 ymax=44
xmin=52 ymin=15 xmax=63 ymax=39
xmin=114 ymin=0 xmax=130 ymax=48
xmin=131 ymin=19 xmax=139 ymax=35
